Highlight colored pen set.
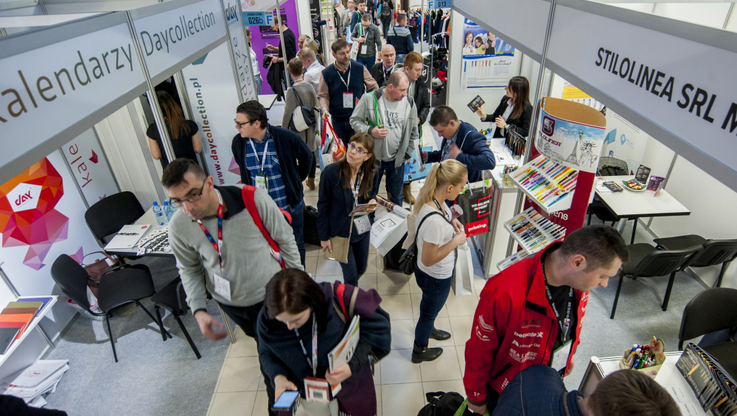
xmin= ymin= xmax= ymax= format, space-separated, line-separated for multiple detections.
xmin=676 ymin=343 xmax=737 ymax=415
xmin=620 ymin=340 xmax=665 ymax=372
xmin=504 ymin=207 xmax=567 ymax=254
xmin=510 ymin=156 xmax=579 ymax=212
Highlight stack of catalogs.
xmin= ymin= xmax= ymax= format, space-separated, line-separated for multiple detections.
xmin=503 ymin=207 xmax=567 ymax=255
xmin=509 ymin=155 xmax=578 ymax=213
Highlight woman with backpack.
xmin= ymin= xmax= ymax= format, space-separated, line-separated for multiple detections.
xmin=379 ymin=0 xmax=394 ymax=39
xmin=282 ymin=58 xmax=319 ymax=191
xmin=257 ymin=269 xmax=391 ymax=416
xmin=411 ymin=159 xmax=468 ymax=364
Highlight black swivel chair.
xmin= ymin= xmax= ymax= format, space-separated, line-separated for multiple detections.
xmin=678 ymin=288 xmax=737 ymax=377
xmin=50 ymin=254 xmax=169 ymax=362
xmin=653 ymin=235 xmax=737 ymax=288
xmin=85 ymin=191 xmax=145 ymax=248
xmin=610 ymin=244 xmax=702 ymax=319
xmin=151 ymin=278 xmax=201 ymax=359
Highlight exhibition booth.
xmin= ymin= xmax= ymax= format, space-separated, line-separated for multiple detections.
xmin=1 ymin=0 xmax=737 ymax=412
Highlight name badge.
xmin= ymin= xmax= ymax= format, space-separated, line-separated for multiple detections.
xmin=550 ymin=339 xmax=572 ymax=372
xmin=213 ymin=273 xmax=232 ymax=302
xmin=354 ymin=215 xmax=371 ymax=235
xmin=360 ymin=44 xmax=368 ymax=55
xmin=256 ymin=174 xmax=268 ymax=191
xmin=343 ymin=93 xmax=354 ymax=109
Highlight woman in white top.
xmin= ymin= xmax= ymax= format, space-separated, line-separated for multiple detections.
xmin=411 ymin=159 xmax=467 ymax=363
xmin=246 ymin=28 xmax=262 ymax=95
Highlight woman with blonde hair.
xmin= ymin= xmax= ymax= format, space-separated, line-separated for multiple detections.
xmin=411 ymin=159 xmax=468 ymax=363
xmin=146 ymin=90 xmax=201 ymax=170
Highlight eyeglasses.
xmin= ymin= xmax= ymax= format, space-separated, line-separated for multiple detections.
xmin=348 ymin=142 xmax=368 ymax=155
xmin=235 ymin=119 xmax=254 ymax=128
xmin=169 ymin=182 xmax=206 ymax=206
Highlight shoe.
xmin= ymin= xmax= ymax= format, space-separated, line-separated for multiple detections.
xmin=403 ymin=184 xmax=416 ymax=204
xmin=412 ymin=342 xmax=443 ymax=363
xmin=430 ymin=328 xmax=451 ymax=341
xmin=306 ymin=178 xmax=315 ymax=191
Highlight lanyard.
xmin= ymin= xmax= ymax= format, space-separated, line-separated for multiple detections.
xmin=545 ymin=283 xmax=574 ymax=343
xmin=432 ymin=198 xmax=450 ymax=221
xmin=350 ymin=170 xmax=363 ymax=206
xmin=249 ymin=137 xmax=269 ymax=174
xmin=296 ymin=314 xmax=318 ymax=377
xmin=338 ymin=65 xmax=352 ymax=90
xmin=197 ymin=189 xmax=224 ymax=273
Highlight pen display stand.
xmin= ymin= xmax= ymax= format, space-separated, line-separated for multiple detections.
xmin=504 ymin=207 xmax=567 ymax=255
xmin=677 ymin=343 xmax=737 ymax=415
xmin=510 ymin=155 xmax=577 ymax=213
xmin=497 ymin=249 xmax=530 ymax=271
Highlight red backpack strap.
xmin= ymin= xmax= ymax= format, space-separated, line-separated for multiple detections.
xmin=242 ymin=185 xmax=285 ymax=268
xmin=336 ymin=283 xmax=348 ymax=318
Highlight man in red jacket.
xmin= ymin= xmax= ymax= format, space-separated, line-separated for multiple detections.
xmin=464 ymin=225 xmax=628 ymax=414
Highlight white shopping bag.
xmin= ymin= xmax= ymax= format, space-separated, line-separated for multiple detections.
xmin=370 ymin=212 xmax=407 ymax=256
xmin=452 ymin=242 xmax=474 ymax=296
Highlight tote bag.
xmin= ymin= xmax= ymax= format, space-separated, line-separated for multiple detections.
xmin=451 ymin=243 xmax=474 ymax=296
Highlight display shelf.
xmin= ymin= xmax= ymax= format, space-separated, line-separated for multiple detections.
xmin=496 ymin=249 xmax=530 ymax=272
xmin=504 ymin=207 xmax=566 ymax=254
xmin=509 ymin=155 xmax=579 ymax=213
xmin=0 ymin=296 xmax=57 ymax=366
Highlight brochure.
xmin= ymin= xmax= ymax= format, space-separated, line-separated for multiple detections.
xmin=647 ymin=176 xmax=666 ymax=196
xmin=349 ymin=204 xmax=377 ymax=216
xmin=105 ymin=224 xmax=151 ymax=250
xmin=328 ymin=315 xmax=360 ymax=372
xmin=635 ymin=165 xmax=651 ymax=184
xmin=467 ymin=95 xmax=485 ymax=113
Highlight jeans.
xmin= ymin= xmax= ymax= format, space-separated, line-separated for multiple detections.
xmin=217 ymin=301 xmax=278 ymax=416
xmin=356 ymin=55 xmax=376 ymax=69
xmin=414 ymin=267 xmax=451 ymax=347
xmin=381 ymin=17 xmax=391 ymax=38
xmin=340 ymin=232 xmax=371 ymax=286
xmin=396 ymin=54 xmax=407 ymax=65
xmin=254 ymin=75 xmax=262 ymax=96
xmin=289 ymin=202 xmax=306 ymax=266
xmin=309 ymin=148 xmax=319 ymax=179
xmin=331 ymin=117 xmax=355 ymax=144
xmin=372 ymin=160 xmax=404 ymax=205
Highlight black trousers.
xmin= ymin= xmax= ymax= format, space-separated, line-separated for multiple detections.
xmin=217 ymin=301 xmax=279 ymax=416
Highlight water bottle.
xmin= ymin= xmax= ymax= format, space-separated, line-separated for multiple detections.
xmin=163 ymin=200 xmax=173 ymax=224
xmin=152 ymin=201 xmax=166 ymax=226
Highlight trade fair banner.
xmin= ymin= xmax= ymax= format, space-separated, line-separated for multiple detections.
xmin=246 ymin=0 xmax=300 ymax=95
xmin=225 ymin=0 xmax=257 ymax=102
xmin=60 ymin=129 xmax=120 ymax=206
xmin=460 ymin=18 xmax=515 ymax=89
xmin=601 ymin=109 xmax=649 ymax=175
xmin=181 ymin=42 xmax=243 ymax=186
xmin=0 ymin=151 xmax=104 ymax=336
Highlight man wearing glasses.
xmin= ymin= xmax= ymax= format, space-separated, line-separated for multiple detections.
xmin=163 ymin=158 xmax=302 ymax=415
xmin=231 ymin=100 xmax=313 ymax=266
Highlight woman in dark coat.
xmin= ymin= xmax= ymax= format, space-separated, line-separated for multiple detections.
xmin=475 ymin=76 xmax=533 ymax=138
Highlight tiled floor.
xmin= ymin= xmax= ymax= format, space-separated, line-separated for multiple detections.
xmin=206 ymin=241 xmax=487 ymax=416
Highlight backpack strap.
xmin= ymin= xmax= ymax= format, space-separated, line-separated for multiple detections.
xmin=331 ymin=282 xmax=360 ymax=324
xmin=414 ymin=211 xmax=445 ymax=246
xmin=241 ymin=185 xmax=289 ymax=268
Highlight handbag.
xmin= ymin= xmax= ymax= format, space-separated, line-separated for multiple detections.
xmin=291 ymin=87 xmax=318 ymax=132
xmin=81 ymin=251 xmax=121 ymax=296
xmin=456 ymin=181 xmax=492 ymax=237
xmin=295 ymin=397 xmax=339 ymax=416
xmin=397 ymin=211 xmax=444 ymax=275
xmin=325 ymin=221 xmax=352 ymax=264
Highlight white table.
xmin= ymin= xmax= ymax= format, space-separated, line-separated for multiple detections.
xmin=257 ymin=94 xmax=278 ymax=110
xmin=579 ymin=352 xmax=710 ymax=415
xmin=104 ymin=207 xmax=169 ymax=257
xmin=595 ymin=176 xmax=691 ymax=234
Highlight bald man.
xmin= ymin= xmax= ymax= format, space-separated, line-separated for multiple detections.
xmin=371 ymin=44 xmax=397 ymax=87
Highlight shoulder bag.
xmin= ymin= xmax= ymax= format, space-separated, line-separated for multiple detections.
xmin=290 ymin=86 xmax=318 ymax=132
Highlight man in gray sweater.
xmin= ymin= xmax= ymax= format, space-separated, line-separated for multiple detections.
xmin=350 ymin=71 xmax=419 ymax=205
xmin=163 ymin=158 xmax=302 ymax=414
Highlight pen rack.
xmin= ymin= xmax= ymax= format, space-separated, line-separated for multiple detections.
xmin=676 ymin=343 xmax=737 ymax=415
xmin=509 ymin=155 xmax=578 ymax=213
xmin=496 ymin=249 xmax=530 ymax=272
xmin=504 ymin=207 xmax=567 ymax=254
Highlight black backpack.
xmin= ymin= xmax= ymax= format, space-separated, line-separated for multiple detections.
xmin=417 ymin=391 xmax=467 ymax=416
xmin=381 ymin=0 xmax=391 ymax=17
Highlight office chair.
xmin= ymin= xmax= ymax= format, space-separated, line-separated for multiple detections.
xmin=654 ymin=235 xmax=737 ymax=288
xmin=85 ymin=191 xmax=145 ymax=247
xmin=610 ymin=244 xmax=702 ymax=319
xmin=151 ymin=277 xmax=201 ymax=359
xmin=51 ymin=254 xmax=169 ymax=362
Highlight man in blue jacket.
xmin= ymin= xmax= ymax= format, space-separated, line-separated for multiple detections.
xmin=231 ymin=100 xmax=313 ymax=266
xmin=424 ymin=106 xmax=496 ymax=183
xmin=387 ymin=14 xmax=414 ymax=64
xmin=493 ymin=365 xmax=680 ymax=416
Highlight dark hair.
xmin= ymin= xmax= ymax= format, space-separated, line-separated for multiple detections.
xmin=557 ymin=225 xmax=628 ymax=271
xmin=429 ymin=105 xmax=458 ymax=127
xmin=161 ymin=158 xmax=206 ymax=189
xmin=507 ymin=76 xmax=531 ymax=120
xmin=589 ymin=370 xmax=681 ymax=416
xmin=288 ymin=57 xmax=303 ymax=77
xmin=264 ymin=269 xmax=328 ymax=334
xmin=464 ymin=30 xmax=473 ymax=46
xmin=386 ymin=71 xmax=407 ymax=88
xmin=338 ymin=133 xmax=376 ymax=198
xmin=361 ymin=13 xmax=371 ymax=22
xmin=331 ymin=39 xmax=351 ymax=54
xmin=156 ymin=91 xmax=189 ymax=138
xmin=235 ymin=100 xmax=268 ymax=130
xmin=397 ymin=13 xmax=407 ymax=23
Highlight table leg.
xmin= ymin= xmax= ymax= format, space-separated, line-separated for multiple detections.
xmin=616 ymin=218 xmax=628 ymax=234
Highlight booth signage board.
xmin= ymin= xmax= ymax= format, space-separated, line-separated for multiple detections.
xmin=0 ymin=151 xmax=104 ymax=337
xmin=181 ymin=42 xmax=243 ymax=186
xmin=132 ymin=0 xmax=227 ymax=81
xmin=433 ymin=0 xmax=451 ymax=9
xmin=60 ymin=129 xmax=119 ymax=206
xmin=0 ymin=22 xmax=145 ymax=183
xmin=547 ymin=5 xmax=737 ymax=192
xmin=225 ymin=1 xmax=257 ymax=101
xmin=242 ymin=11 xmax=272 ymax=26
xmin=248 ymin=0 xmax=300 ymax=95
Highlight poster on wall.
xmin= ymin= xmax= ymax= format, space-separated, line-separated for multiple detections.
xmin=60 ymin=129 xmax=119 ymax=207
xmin=245 ymin=0 xmax=300 ymax=95
xmin=561 ymin=81 xmax=604 ymax=111
xmin=0 ymin=152 xmax=104 ymax=335
xmin=602 ymin=109 xmax=649 ymax=175
xmin=181 ymin=42 xmax=243 ymax=186
xmin=461 ymin=18 xmax=515 ymax=89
